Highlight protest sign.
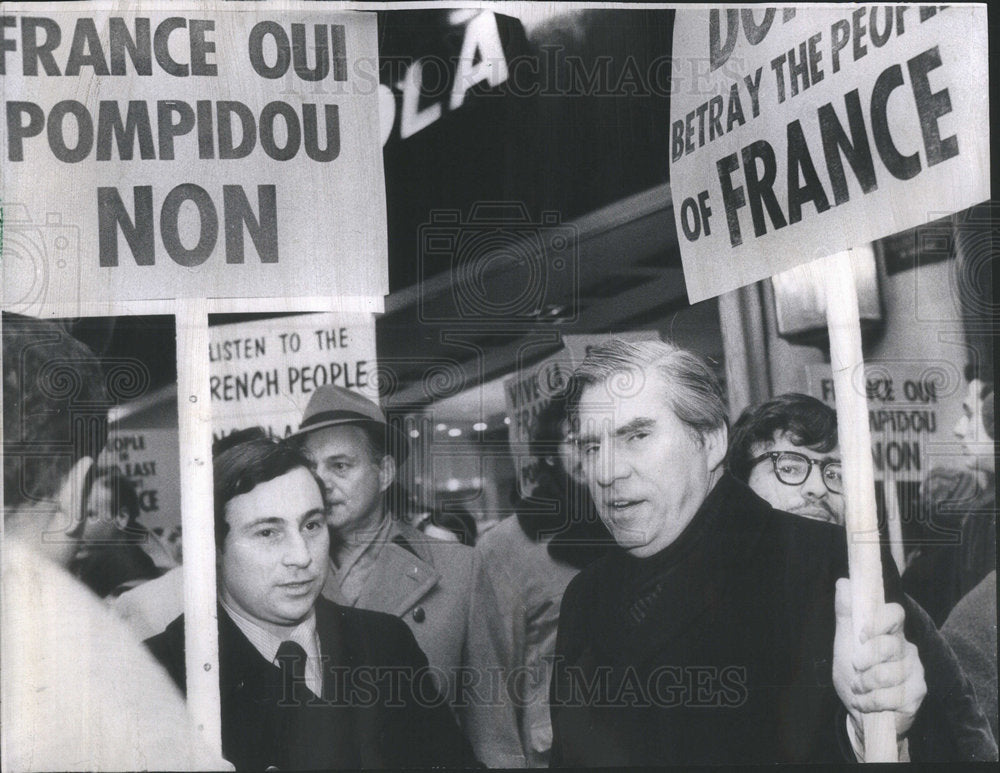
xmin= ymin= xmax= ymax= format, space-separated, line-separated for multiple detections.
xmin=101 ymin=425 xmax=182 ymax=565
xmin=102 ymin=384 xmax=181 ymax=533
xmin=210 ymin=311 xmax=377 ymax=439
xmin=670 ymin=8 xmax=990 ymax=758
xmin=670 ymin=6 xmax=989 ymax=303
xmin=805 ymin=361 xmax=963 ymax=484
xmin=806 ymin=358 xmax=967 ymax=574
xmin=1 ymin=2 xmax=386 ymax=313
xmin=504 ymin=348 xmax=575 ymax=496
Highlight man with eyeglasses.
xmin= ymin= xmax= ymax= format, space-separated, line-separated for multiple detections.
xmin=726 ymin=392 xmax=996 ymax=759
xmin=727 ymin=393 xmax=844 ymax=526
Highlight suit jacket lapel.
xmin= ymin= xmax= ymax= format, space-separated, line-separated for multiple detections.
xmin=358 ymin=522 xmax=442 ymax=616
xmin=321 ymin=521 xmax=443 ymax=616
xmin=217 ymin=609 xmax=289 ymax=769
xmin=311 ymin=600 xmax=365 ymax=768
xmin=219 ymin=607 xmax=281 ymax=700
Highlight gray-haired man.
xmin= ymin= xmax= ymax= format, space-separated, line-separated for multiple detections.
xmin=550 ymin=339 xmax=983 ymax=765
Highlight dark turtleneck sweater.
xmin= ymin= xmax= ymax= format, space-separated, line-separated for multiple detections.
xmin=550 ymin=473 xmax=996 ymax=765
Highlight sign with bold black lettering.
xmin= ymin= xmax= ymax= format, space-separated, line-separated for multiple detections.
xmin=209 ymin=312 xmax=377 ymax=441
xmin=805 ymin=361 xmax=966 ymax=484
xmin=670 ymin=7 xmax=988 ymax=303
xmin=1 ymin=3 xmax=385 ymax=313
xmin=99 ymin=426 xmax=182 ymax=567
xmin=504 ymin=348 xmax=576 ymax=497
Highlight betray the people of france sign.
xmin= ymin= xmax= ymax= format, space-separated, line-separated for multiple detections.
xmin=670 ymin=6 xmax=989 ymax=302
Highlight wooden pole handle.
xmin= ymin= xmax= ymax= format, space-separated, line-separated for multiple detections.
xmin=823 ymin=251 xmax=897 ymax=763
xmin=177 ymin=298 xmax=224 ymax=764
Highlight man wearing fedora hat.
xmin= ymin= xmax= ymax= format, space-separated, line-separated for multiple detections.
xmin=291 ymin=385 xmax=475 ymax=707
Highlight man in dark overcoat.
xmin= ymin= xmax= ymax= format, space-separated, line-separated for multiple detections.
xmin=550 ymin=339 xmax=981 ymax=765
xmin=726 ymin=391 xmax=997 ymax=761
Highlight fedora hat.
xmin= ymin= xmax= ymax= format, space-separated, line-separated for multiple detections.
xmin=289 ymin=385 xmax=408 ymax=462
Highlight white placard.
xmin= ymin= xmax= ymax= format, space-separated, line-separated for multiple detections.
xmin=210 ymin=311 xmax=378 ymax=440
xmin=2 ymin=2 xmax=386 ymax=313
xmin=805 ymin=360 xmax=963 ymax=485
xmin=670 ymin=6 xmax=989 ymax=302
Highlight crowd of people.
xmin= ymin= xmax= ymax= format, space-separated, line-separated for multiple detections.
xmin=3 ymin=313 xmax=996 ymax=768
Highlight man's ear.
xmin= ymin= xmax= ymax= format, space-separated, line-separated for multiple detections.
xmin=378 ymin=454 xmax=396 ymax=494
xmin=703 ymin=425 xmax=729 ymax=472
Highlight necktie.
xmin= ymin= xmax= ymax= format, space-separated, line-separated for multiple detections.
xmin=275 ymin=640 xmax=309 ymax=700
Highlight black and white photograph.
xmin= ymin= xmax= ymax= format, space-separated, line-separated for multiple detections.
xmin=2 ymin=3 xmax=997 ymax=769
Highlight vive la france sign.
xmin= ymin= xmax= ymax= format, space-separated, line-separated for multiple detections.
xmin=1 ymin=2 xmax=386 ymax=313
xmin=670 ymin=6 xmax=989 ymax=303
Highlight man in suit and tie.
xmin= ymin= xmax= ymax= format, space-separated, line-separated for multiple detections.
xmin=145 ymin=429 xmax=475 ymax=770
xmin=118 ymin=387 xmax=476 ymax=709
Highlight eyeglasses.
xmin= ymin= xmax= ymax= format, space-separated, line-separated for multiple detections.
xmin=751 ymin=451 xmax=843 ymax=494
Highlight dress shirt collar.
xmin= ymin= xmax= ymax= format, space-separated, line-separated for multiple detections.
xmin=219 ymin=598 xmax=323 ymax=696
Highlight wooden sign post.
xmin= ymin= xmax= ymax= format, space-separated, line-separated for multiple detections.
xmin=670 ymin=6 xmax=988 ymax=758
xmin=823 ymin=251 xmax=896 ymax=761
xmin=176 ymin=299 xmax=223 ymax=761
